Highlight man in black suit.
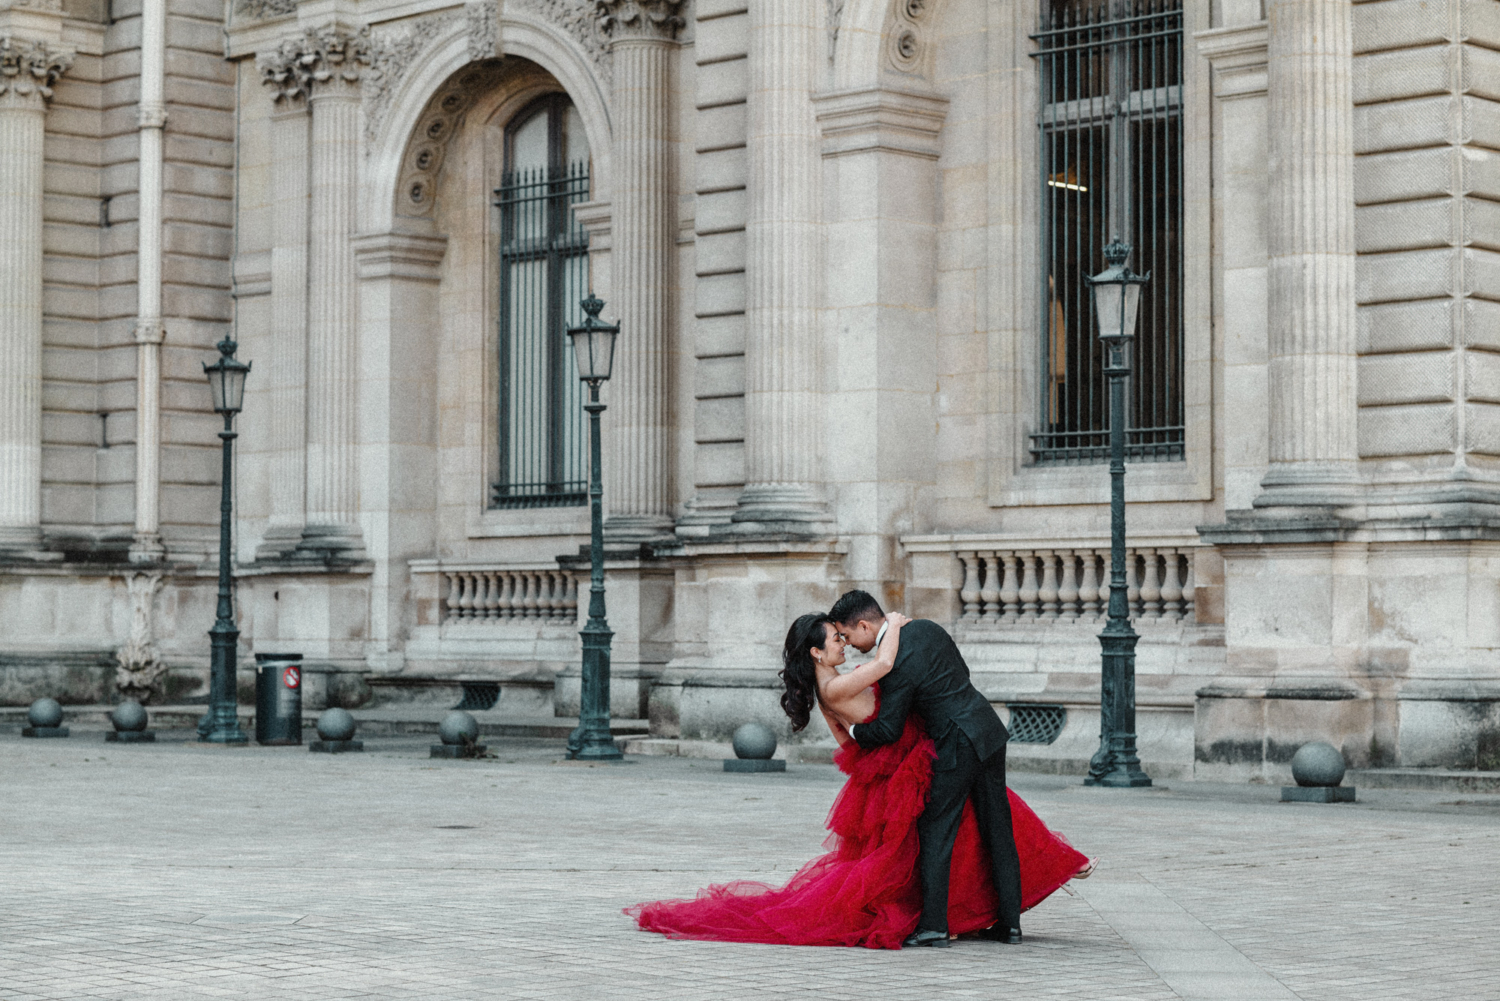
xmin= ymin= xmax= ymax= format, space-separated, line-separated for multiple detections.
xmin=831 ymin=589 xmax=1024 ymax=948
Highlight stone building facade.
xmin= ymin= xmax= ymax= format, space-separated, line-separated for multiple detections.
xmin=3 ymin=0 xmax=1498 ymax=779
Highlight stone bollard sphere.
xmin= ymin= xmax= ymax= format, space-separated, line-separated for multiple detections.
xmin=439 ymin=710 xmax=480 ymax=746
xmin=316 ymin=708 xmax=357 ymax=742
xmin=732 ymin=722 xmax=778 ymax=761
xmin=1291 ymin=741 xmax=1347 ymax=788
xmin=28 ymin=698 xmax=64 ymax=729
xmin=110 ymin=700 xmax=148 ymax=732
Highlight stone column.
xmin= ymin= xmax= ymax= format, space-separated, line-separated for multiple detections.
xmin=255 ymin=43 xmax=312 ymax=560
xmin=0 ymin=35 xmax=71 ymax=555
xmin=1258 ymin=0 xmax=1358 ymax=504
xmin=129 ymin=0 xmax=168 ymax=562
xmin=301 ymin=28 xmax=368 ymax=558
xmin=733 ymin=0 xmax=831 ymax=531
xmin=594 ymin=1 xmax=682 ymax=542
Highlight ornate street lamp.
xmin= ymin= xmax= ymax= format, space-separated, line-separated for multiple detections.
xmin=199 ymin=336 xmax=251 ymax=744
xmin=1084 ymin=239 xmax=1152 ymax=788
xmin=564 ymin=295 xmax=623 ymax=761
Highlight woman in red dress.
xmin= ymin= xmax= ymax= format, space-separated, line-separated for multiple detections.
xmin=627 ymin=613 xmax=1093 ymax=949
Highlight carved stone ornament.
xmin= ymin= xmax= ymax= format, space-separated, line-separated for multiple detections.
xmin=362 ymin=1 xmax=500 ymax=146
xmin=511 ymin=0 xmax=611 ymax=83
xmin=827 ymin=0 xmax=846 ymax=62
xmin=593 ymin=0 xmax=685 ymax=40
xmin=0 ymin=35 xmax=74 ymax=104
xmin=115 ymin=572 xmax=166 ymax=704
xmin=257 ymin=27 xmax=372 ymax=104
xmin=233 ymin=0 xmax=296 ymax=23
xmin=886 ymin=0 xmax=937 ymax=76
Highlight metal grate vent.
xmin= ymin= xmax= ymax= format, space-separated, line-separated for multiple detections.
xmin=1007 ymin=704 xmax=1067 ymax=745
xmin=455 ymin=682 xmax=501 ymax=712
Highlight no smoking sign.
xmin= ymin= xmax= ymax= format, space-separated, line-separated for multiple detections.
xmin=283 ymin=666 xmax=301 ymax=689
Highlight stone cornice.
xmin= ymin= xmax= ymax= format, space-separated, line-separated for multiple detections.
xmin=0 ymin=33 xmax=72 ymax=105
xmin=593 ymin=0 xmax=684 ymax=41
xmin=1194 ymin=22 xmax=1268 ymax=99
xmin=812 ymin=84 xmax=949 ymax=160
xmin=257 ymin=26 xmax=372 ymax=103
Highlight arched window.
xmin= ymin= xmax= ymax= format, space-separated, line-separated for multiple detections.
xmin=1031 ymin=0 xmax=1184 ymax=464
xmin=492 ymin=94 xmax=592 ymax=507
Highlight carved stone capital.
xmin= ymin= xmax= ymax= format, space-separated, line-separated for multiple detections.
xmin=0 ymin=34 xmax=73 ymax=107
xmin=593 ymin=0 xmax=684 ymax=41
xmin=257 ymin=27 xmax=371 ymax=104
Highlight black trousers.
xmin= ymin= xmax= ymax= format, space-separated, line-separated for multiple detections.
xmin=915 ymin=732 xmax=1023 ymax=933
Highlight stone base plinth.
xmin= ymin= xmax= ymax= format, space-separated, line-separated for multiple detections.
xmin=430 ymin=742 xmax=486 ymax=758
xmin=724 ymin=758 xmax=785 ymax=773
xmin=310 ymin=739 xmax=363 ymax=753
xmin=106 ymin=730 xmax=155 ymax=743
xmin=1281 ymin=785 xmax=1355 ymax=803
xmin=22 ymin=726 xmax=69 ymax=738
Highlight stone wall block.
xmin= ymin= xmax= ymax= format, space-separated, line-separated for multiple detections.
xmin=694 ymin=148 xmax=746 ymax=194
xmin=1354 ymin=147 xmax=1454 ymax=204
xmin=696 ymin=101 xmax=746 ymax=150
xmin=1465 ymin=0 xmax=1500 ymax=48
xmin=692 ymin=396 xmax=742 ymax=443
xmin=1464 ymin=43 xmax=1500 ymax=99
xmin=1353 ymin=95 xmax=1454 ymax=154
xmin=694 ymin=271 xmax=745 ymax=316
xmin=694 ymin=11 xmax=746 ymax=63
xmin=1464 ymin=403 xmax=1500 ymax=455
xmin=1357 ymin=298 xmax=1453 ymax=353
xmin=1352 ymin=0 xmax=1450 ymax=54
xmin=1465 ymin=147 xmax=1500 ymax=200
xmin=694 ymin=228 xmax=744 ymax=274
xmin=693 ymin=313 xmax=744 ymax=356
xmin=1463 ymin=350 xmax=1500 ymax=404
xmin=1468 ymin=247 xmax=1500 ymax=299
xmin=695 ymin=186 xmax=745 ymax=230
xmin=1467 ymin=299 xmax=1500 ymax=351
xmin=695 ymin=59 xmax=746 ymax=107
xmin=1354 ymin=197 xmax=1451 ymax=253
xmin=1467 ymin=95 xmax=1500 ymax=148
xmin=694 ymin=440 xmax=744 ymax=486
xmin=1357 ymin=351 xmax=1452 ymax=406
xmin=1352 ymin=43 xmax=1450 ymax=104
xmin=694 ymin=353 xmax=743 ymax=397
xmin=1465 ymin=196 xmax=1500 ymax=252
xmin=1356 ymin=247 xmax=1454 ymax=303
xmin=1358 ymin=402 xmax=1456 ymax=456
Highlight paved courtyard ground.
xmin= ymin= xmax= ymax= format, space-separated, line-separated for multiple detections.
xmin=2 ymin=730 xmax=1497 ymax=1001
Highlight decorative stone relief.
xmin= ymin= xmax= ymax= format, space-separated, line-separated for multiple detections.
xmin=826 ymin=0 xmax=846 ymax=62
xmin=466 ymin=0 xmax=498 ymax=61
xmin=511 ymin=0 xmax=611 ymax=85
xmin=0 ymin=35 xmax=74 ymax=105
xmin=233 ymin=0 xmax=296 ymax=23
xmin=362 ymin=3 xmax=498 ymax=148
xmin=257 ymin=27 xmax=372 ymax=105
xmin=115 ymin=572 xmax=166 ymax=704
xmin=396 ymin=60 xmax=508 ymax=216
xmin=6 ymin=0 xmax=64 ymax=11
xmin=885 ymin=0 xmax=937 ymax=77
xmin=593 ymin=0 xmax=684 ymax=40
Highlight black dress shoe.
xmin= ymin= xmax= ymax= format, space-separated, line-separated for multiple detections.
xmin=976 ymin=925 xmax=1023 ymax=944
xmin=902 ymin=929 xmax=951 ymax=949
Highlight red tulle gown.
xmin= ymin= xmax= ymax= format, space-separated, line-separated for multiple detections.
xmin=626 ymin=692 xmax=1089 ymax=949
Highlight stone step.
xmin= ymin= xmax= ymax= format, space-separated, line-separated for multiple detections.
xmin=1347 ymin=768 xmax=1500 ymax=793
xmin=0 ymin=705 xmax=648 ymax=741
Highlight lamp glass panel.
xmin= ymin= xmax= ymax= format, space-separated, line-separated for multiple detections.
xmin=222 ymin=367 xmax=247 ymax=414
xmin=1093 ymin=281 xmax=1124 ymax=340
xmin=1121 ymin=283 xmax=1143 ymax=340
xmin=207 ymin=366 xmax=227 ymax=412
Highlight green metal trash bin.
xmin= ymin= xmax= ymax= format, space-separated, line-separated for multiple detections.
xmin=254 ymin=653 xmax=303 ymax=745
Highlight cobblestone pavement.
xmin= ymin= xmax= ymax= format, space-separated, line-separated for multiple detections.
xmin=1 ymin=732 xmax=1497 ymax=1001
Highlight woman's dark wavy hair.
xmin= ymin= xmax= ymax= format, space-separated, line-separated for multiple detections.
xmin=779 ymin=613 xmax=834 ymax=732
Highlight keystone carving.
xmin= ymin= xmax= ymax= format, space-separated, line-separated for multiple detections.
xmin=115 ymin=572 xmax=166 ymax=704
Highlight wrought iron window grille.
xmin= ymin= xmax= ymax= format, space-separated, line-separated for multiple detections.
xmin=1030 ymin=0 xmax=1185 ymax=466
xmin=1007 ymin=704 xmax=1068 ymax=745
xmin=491 ymin=97 xmax=591 ymax=509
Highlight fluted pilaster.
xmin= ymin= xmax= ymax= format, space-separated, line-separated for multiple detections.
xmin=734 ymin=0 xmax=830 ymax=531
xmin=0 ymin=35 xmax=71 ymax=554
xmin=260 ymin=99 xmax=310 ymax=559
xmin=595 ymin=1 xmax=681 ymax=541
xmin=263 ymin=28 xmax=369 ymax=557
xmin=1260 ymin=0 xmax=1358 ymax=502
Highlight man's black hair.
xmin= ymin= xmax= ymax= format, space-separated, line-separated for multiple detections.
xmin=830 ymin=589 xmax=884 ymax=627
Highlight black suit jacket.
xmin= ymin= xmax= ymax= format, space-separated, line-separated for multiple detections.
xmin=851 ymin=619 xmax=1008 ymax=769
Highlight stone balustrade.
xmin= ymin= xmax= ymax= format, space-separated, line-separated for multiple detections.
xmin=954 ymin=547 xmax=1196 ymax=625
xmin=441 ymin=568 xmax=578 ymax=623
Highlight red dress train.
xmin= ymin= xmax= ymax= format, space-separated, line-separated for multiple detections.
xmin=626 ymin=708 xmax=1089 ymax=949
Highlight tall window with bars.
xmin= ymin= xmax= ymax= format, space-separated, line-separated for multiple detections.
xmin=1031 ymin=0 xmax=1184 ymax=465
xmin=491 ymin=94 xmax=592 ymax=508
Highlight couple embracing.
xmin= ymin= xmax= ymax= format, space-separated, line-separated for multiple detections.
xmin=628 ymin=590 xmax=1092 ymax=950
